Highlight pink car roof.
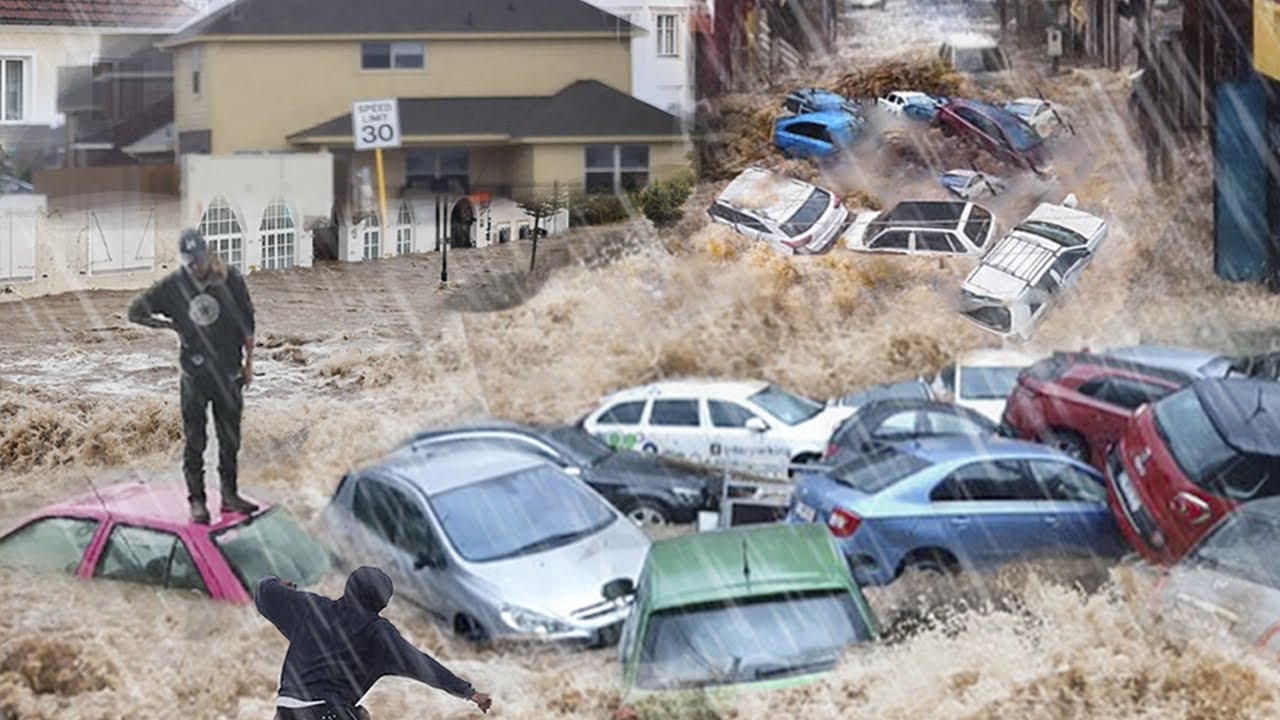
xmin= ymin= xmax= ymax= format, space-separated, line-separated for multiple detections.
xmin=34 ymin=480 xmax=273 ymax=535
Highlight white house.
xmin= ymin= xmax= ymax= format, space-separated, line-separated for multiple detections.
xmin=585 ymin=0 xmax=696 ymax=123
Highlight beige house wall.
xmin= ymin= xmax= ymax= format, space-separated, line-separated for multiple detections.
xmin=176 ymin=37 xmax=632 ymax=153
xmin=172 ymin=45 xmax=210 ymax=131
xmin=528 ymin=140 xmax=691 ymax=189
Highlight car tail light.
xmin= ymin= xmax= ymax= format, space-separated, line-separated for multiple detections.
xmin=824 ymin=442 xmax=839 ymax=460
xmin=786 ymin=234 xmax=811 ymax=248
xmin=827 ymin=507 xmax=861 ymax=537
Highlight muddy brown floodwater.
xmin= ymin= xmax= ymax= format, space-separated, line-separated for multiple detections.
xmin=5 ymin=7 xmax=1280 ymax=718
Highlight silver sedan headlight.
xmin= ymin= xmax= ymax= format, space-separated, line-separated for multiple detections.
xmin=499 ymin=604 xmax=576 ymax=636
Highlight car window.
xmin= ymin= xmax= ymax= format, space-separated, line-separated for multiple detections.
xmin=95 ymin=525 xmax=208 ymax=594
xmin=213 ymin=508 xmax=331 ymax=592
xmin=1025 ymin=460 xmax=1107 ymax=502
xmin=955 ymin=107 xmax=1000 ymax=139
xmin=784 ymin=122 xmax=828 ymax=141
xmin=1049 ymin=253 xmax=1082 ymax=280
xmin=1193 ymin=513 xmax=1280 ymax=590
xmin=709 ymin=203 xmax=735 ymax=222
xmin=870 ymin=230 xmax=911 ymax=250
xmin=1032 ymin=270 xmax=1060 ymax=297
xmin=708 ymin=400 xmax=757 ymax=428
xmin=353 ymin=479 xmax=440 ymax=557
xmin=831 ymin=446 xmax=932 ymax=493
xmin=1105 ymin=378 xmax=1173 ymax=410
xmin=779 ymin=189 xmax=831 ymax=237
xmin=915 ymin=231 xmax=961 ymax=253
xmin=1077 ymin=378 xmax=1129 ymax=408
xmin=0 ymin=517 xmax=98 ymax=574
xmin=872 ymin=411 xmax=921 ymax=439
xmin=964 ymin=206 xmax=994 ymax=247
xmin=649 ymin=399 xmax=701 ymax=427
xmin=598 ymin=401 xmax=646 ymax=425
xmin=922 ymin=411 xmax=990 ymax=436
xmin=930 ymin=459 xmax=1035 ymax=501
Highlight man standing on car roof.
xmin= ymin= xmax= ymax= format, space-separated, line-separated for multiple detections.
xmin=127 ymin=228 xmax=258 ymax=524
xmin=256 ymin=566 xmax=493 ymax=720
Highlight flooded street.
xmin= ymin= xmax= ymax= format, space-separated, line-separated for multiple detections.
xmin=5 ymin=1 xmax=1280 ymax=719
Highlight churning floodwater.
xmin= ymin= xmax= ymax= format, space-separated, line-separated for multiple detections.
xmin=4 ymin=1 xmax=1280 ymax=718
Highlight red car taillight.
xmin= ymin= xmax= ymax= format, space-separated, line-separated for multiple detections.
xmin=785 ymin=234 xmax=812 ymax=248
xmin=823 ymin=442 xmax=839 ymax=460
xmin=827 ymin=507 xmax=861 ymax=537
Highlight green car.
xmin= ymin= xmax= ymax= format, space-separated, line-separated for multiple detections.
xmin=617 ymin=523 xmax=879 ymax=708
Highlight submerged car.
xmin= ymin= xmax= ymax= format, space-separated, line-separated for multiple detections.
xmin=774 ymin=111 xmax=864 ymax=160
xmin=958 ymin=195 xmax=1108 ymax=340
xmin=323 ymin=447 xmax=650 ymax=645
xmin=841 ymin=199 xmax=997 ymax=257
xmin=832 ymin=378 xmax=934 ymax=409
xmin=1155 ymin=496 xmax=1280 ymax=654
xmin=877 ymin=91 xmax=943 ymax=122
xmin=616 ymin=523 xmax=877 ymax=701
xmin=788 ymin=437 xmax=1128 ymax=585
xmin=939 ymin=169 xmax=1005 ymax=200
xmin=935 ymin=98 xmax=1047 ymax=172
xmin=1104 ymin=378 xmax=1280 ymax=564
xmin=708 ymin=167 xmax=850 ymax=255
xmin=1003 ymin=97 xmax=1063 ymax=138
xmin=581 ymin=379 xmax=856 ymax=477
xmin=396 ymin=422 xmax=727 ymax=526
xmin=938 ymin=33 xmax=1011 ymax=74
xmin=932 ymin=348 xmax=1045 ymax=424
xmin=822 ymin=398 xmax=999 ymax=466
xmin=783 ymin=87 xmax=861 ymax=117
xmin=0 ymin=480 xmax=331 ymax=602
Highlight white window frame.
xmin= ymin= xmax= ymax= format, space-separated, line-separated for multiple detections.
xmin=655 ymin=14 xmax=679 ymax=57
xmin=362 ymin=213 xmax=381 ymax=260
xmin=259 ymin=200 xmax=296 ymax=270
xmin=0 ymin=53 xmax=32 ymax=124
xmin=191 ymin=46 xmax=201 ymax=97
xmin=198 ymin=197 xmax=244 ymax=272
xmin=394 ymin=201 xmax=413 ymax=254
xmin=360 ymin=41 xmax=426 ymax=71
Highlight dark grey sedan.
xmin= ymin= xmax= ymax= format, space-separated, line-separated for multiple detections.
xmin=396 ymin=422 xmax=751 ymax=526
xmin=822 ymin=398 xmax=999 ymax=467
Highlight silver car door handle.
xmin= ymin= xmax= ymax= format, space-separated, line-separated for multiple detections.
xmin=1175 ymin=594 xmax=1240 ymax=624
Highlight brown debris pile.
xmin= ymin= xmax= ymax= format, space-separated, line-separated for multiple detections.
xmin=828 ymin=58 xmax=966 ymax=102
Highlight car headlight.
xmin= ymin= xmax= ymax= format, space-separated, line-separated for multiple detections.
xmin=671 ymin=486 xmax=704 ymax=504
xmin=499 ymin=604 xmax=577 ymax=636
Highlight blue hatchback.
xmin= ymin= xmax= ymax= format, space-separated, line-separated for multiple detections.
xmin=786 ymin=436 xmax=1128 ymax=585
xmin=774 ymin=111 xmax=864 ymax=160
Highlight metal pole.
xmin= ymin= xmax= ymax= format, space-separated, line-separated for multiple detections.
xmin=440 ymin=195 xmax=449 ymax=282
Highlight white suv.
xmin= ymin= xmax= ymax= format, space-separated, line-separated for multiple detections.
xmin=580 ymin=379 xmax=856 ymax=477
xmin=841 ymin=200 xmax=997 ymax=257
xmin=958 ymin=195 xmax=1107 ymax=340
xmin=708 ymin=167 xmax=850 ymax=255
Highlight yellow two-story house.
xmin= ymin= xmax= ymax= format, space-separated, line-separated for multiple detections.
xmin=160 ymin=0 xmax=688 ymax=221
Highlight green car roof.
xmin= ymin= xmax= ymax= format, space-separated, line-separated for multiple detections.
xmin=645 ymin=523 xmax=853 ymax=612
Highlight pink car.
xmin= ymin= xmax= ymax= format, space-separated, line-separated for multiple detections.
xmin=0 ymin=480 xmax=331 ymax=603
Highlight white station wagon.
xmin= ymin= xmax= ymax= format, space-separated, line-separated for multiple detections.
xmin=842 ymin=200 xmax=998 ymax=258
xmin=580 ymin=379 xmax=856 ymax=477
xmin=708 ymin=167 xmax=850 ymax=256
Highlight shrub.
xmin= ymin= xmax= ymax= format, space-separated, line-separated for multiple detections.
xmin=636 ymin=170 xmax=696 ymax=229
xmin=568 ymin=192 xmax=630 ymax=227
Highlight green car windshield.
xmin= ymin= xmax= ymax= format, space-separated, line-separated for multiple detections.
xmin=636 ymin=589 xmax=871 ymax=690
xmin=213 ymin=507 xmax=331 ymax=592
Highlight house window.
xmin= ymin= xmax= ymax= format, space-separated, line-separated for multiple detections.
xmin=395 ymin=201 xmax=413 ymax=254
xmin=361 ymin=41 xmax=425 ymax=70
xmin=199 ymin=197 xmax=243 ymax=271
xmin=363 ymin=213 xmax=381 ymax=260
xmin=259 ymin=200 xmax=296 ymax=270
xmin=1 ymin=58 xmax=26 ymax=121
xmin=191 ymin=46 xmax=201 ymax=96
xmin=405 ymin=148 xmax=469 ymax=193
xmin=584 ymin=144 xmax=650 ymax=194
xmin=656 ymin=14 xmax=678 ymax=57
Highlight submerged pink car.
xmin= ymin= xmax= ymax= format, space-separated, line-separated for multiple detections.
xmin=0 ymin=480 xmax=331 ymax=602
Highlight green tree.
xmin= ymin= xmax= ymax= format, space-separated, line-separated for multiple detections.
xmin=635 ymin=170 xmax=696 ymax=229
xmin=517 ymin=183 xmax=568 ymax=271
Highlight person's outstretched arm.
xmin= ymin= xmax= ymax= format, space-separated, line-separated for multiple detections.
xmin=227 ymin=269 xmax=256 ymax=386
xmin=254 ymin=575 xmax=305 ymax=640
xmin=127 ymin=276 xmax=176 ymax=330
xmin=375 ymin=621 xmax=491 ymax=713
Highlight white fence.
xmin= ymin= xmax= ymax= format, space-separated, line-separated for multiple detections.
xmin=0 ymin=197 xmax=42 ymax=284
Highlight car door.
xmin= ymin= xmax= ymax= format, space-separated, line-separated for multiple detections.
xmin=926 ymin=459 xmax=1050 ymax=568
xmin=704 ymin=399 xmax=771 ymax=470
xmin=1048 ymin=248 xmax=1090 ymax=288
xmin=778 ymin=121 xmax=831 ymax=157
xmin=913 ymin=230 xmax=963 ymax=256
xmin=348 ymin=476 xmax=448 ymax=615
xmin=592 ymin=399 xmax=649 ymax=452
xmin=93 ymin=523 xmax=211 ymax=596
xmin=867 ymin=229 xmax=912 ymax=254
xmin=643 ymin=398 xmax=705 ymax=461
xmin=1024 ymin=458 xmax=1125 ymax=558
xmin=1069 ymin=377 xmax=1144 ymax=464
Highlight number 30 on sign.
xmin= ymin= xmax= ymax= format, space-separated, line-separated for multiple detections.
xmin=352 ymin=99 xmax=401 ymax=151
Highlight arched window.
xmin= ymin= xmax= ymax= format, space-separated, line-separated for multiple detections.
xmin=395 ymin=201 xmax=413 ymax=255
xmin=198 ymin=197 xmax=243 ymax=271
xmin=259 ymin=200 xmax=296 ymax=270
xmin=362 ymin=213 xmax=380 ymax=260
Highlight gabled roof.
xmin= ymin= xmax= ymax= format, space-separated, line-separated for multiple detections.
xmin=165 ymin=0 xmax=634 ymax=46
xmin=288 ymin=80 xmax=683 ymax=143
xmin=0 ymin=0 xmax=197 ymax=30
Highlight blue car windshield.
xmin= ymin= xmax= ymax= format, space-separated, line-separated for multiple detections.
xmin=429 ymin=465 xmax=616 ymax=562
xmin=830 ymin=446 xmax=932 ymax=493
xmin=636 ymin=589 xmax=871 ymax=690
xmin=990 ymin=110 xmax=1041 ymax=152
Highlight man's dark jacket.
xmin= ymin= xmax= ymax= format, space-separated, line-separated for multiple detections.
xmin=255 ymin=567 xmax=475 ymax=712
xmin=127 ymin=263 xmax=255 ymax=378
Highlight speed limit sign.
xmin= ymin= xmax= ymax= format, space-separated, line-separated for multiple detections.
xmin=352 ymin=99 xmax=401 ymax=151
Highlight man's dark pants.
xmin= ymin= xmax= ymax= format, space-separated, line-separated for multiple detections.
xmin=180 ymin=369 xmax=243 ymax=504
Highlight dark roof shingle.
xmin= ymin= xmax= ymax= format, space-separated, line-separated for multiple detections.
xmin=288 ymin=81 xmax=682 ymax=142
xmin=0 ymin=0 xmax=196 ymax=29
xmin=169 ymin=0 xmax=633 ymax=43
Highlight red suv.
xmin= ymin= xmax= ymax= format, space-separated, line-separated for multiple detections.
xmin=934 ymin=99 xmax=1047 ymax=173
xmin=1106 ymin=378 xmax=1280 ymax=564
xmin=1001 ymin=352 xmax=1197 ymax=470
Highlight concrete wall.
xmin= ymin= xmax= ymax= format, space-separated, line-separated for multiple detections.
xmin=180 ymin=38 xmax=633 ymax=153
xmin=182 ymin=153 xmax=335 ymax=272
xmin=586 ymin=0 xmax=696 ymax=120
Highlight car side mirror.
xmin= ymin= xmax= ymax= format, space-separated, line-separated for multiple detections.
xmin=603 ymin=578 xmax=636 ymax=601
xmin=745 ymin=417 xmax=769 ymax=433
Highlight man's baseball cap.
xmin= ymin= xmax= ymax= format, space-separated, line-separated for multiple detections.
xmin=178 ymin=229 xmax=209 ymax=266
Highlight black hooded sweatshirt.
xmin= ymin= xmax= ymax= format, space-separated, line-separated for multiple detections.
xmin=255 ymin=567 xmax=474 ymax=711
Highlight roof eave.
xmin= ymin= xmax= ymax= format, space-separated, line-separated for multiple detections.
xmin=160 ymin=29 xmax=635 ymax=49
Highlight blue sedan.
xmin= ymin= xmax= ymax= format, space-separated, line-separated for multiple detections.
xmin=786 ymin=436 xmax=1128 ymax=586
xmin=774 ymin=111 xmax=864 ymax=160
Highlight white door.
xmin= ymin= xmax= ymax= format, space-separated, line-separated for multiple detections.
xmin=642 ymin=398 xmax=706 ymax=460
xmin=590 ymin=399 xmax=650 ymax=453
xmin=0 ymin=208 xmax=36 ymax=282
xmin=88 ymin=207 xmax=156 ymax=275
xmin=703 ymin=399 xmax=774 ymax=472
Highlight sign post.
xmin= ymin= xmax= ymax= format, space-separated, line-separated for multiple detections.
xmin=352 ymin=99 xmax=402 ymax=255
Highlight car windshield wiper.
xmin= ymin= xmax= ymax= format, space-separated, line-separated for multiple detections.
xmin=494 ymin=530 xmax=590 ymax=559
xmin=750 ymin=654 xmax=840 ymax=680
